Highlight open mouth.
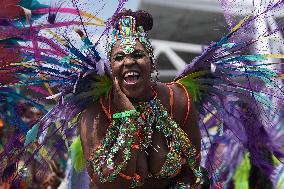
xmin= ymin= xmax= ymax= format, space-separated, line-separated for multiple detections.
xmin=123 ymin=71 xmax=140 ymax=84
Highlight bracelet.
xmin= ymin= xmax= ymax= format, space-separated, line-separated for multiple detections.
xmin=112 ymin=110 xmax=137 ymax=119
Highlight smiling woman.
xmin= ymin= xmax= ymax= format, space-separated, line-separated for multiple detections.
xmin=79 ymin=9 xmax=204 ymax=189
xmin=1 ymin=0 xmax=283 ymax=188
xmin=110 ymin=40 xmax=152 ymax=99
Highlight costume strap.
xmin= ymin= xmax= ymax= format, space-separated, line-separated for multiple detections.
xmin=179 ymin=82 xmax=191 ymax=128
xmin=99 ymin=90 xmax=112 ymax=121
xmin=165 ymin=84 xmax=174 ymax=118
xmin=168 ymin=82 xmax=191 ymax=128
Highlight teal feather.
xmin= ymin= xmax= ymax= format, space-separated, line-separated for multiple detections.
xmin=254 ymin=92 xmax=273 ymax=109
xmin=24 ymin=123 xmax=39 ymax=146
xmin=255 ymin=67 xmax=278 ymax=77
xmin=19 ymin=0 xmax=48 ymax=10
xmin=216 ymin=36 xmax=229 ymax=46
xmin=216 ymin=54 xmax=267 ymax=65
xmin=222 ymin=43 xmax=236 ymax=48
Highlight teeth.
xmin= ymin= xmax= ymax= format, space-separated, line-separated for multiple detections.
xmin=124 ymin=71 xmax=139 ymax=77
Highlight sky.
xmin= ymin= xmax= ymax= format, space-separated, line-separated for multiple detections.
xmin=35 ymin=0 xmax=141 ymax=57
xmin=38 ymin=0 xmax=141 ymax=20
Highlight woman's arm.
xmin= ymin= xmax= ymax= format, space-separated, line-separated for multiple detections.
xmin=171 ymin=84 xmax=202 ymax=186
xmin=79 ymin=97 xmax=141 ymax=188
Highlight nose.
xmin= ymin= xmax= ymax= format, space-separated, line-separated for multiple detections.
xmin=123 ymin=55 xmax=135 ymax=66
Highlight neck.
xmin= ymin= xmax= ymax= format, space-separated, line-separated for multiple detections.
xmin=130 ymin=84 xmax=156 ymax=104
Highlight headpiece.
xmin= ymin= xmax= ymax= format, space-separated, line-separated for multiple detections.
xmin=107 ymin=15 xmax=154 ymax=60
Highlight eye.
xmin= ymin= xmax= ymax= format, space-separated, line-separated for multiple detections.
xmin=113 ymin=54 xmax=125 ymax=62
xmin=132 ymin=51 xmax=146 ymax=59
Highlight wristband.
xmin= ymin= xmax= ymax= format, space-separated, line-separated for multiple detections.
xmin=112 ymin=110 xmax=137 ymax=119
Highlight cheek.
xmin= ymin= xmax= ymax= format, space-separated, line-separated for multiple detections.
xmin=139 ymin=60 xmax=152 ymax=77
xmin=110 ymin=63 xmax=120 ymax=76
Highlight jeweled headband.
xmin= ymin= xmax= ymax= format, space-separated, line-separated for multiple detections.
xmin=107 ymin=15 xmax=154 ymax=60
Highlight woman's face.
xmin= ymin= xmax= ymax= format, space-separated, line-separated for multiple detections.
xmin=110 ymin=40 xmax=152 ymax=99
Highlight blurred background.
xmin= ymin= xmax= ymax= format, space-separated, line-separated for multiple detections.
xmin=0 ymin=0 xmax=283 ymax=188
xmin=122 ymin=0 xmax=284 ymax=81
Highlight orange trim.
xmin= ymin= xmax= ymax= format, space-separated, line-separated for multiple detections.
xmin=0 ymin=119 xmax=3 ymax=127
xmin=166 ymin=84 xmax=174 ymax=118
xmin=152 ymin=86 xmax=158 ymax=99
xmin=108 ymin=89 xmax=112 ymax=115
xmin=119 ymin=172 xmax=142 ymax=181
xmin=168 ymin=82 xmax=191 ymax=128
xmin=178 ymin=82 xmax=191 ymax=128
xmin=131 ymin=144 xmax=140 ymax=149
xmin=100 ymin=96 xmax=111 ymax=121
xmin=133 ymin=173 xmax=141 ymax=180
xmin=195 ymin=152 xmax=201 ymax=161
xmin=119 ymin=173 xmax=133 ymax=180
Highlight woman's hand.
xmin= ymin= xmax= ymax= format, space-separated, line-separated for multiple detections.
xmin=113 ymin=77 xmax=135 ymax=112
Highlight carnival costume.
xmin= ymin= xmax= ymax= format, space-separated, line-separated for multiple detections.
xmin=0 ymin=0 xmax=283 ymax=188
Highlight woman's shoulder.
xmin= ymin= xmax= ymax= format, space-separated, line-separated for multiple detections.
xmin=79 ymin=99 xmax=110 ymax=160
xmin=156 ymin=82 xmax=188 ymax=100
xmin=81 ymin=100 xmax=100 ymax=117
xmin=155 ymin=82 xmax=190 ymax=126
xmin=81 ymin=97 xmax=110 ymax=120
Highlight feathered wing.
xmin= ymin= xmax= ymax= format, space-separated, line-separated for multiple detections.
xmin=1 ymin=0 xmax=283 ymax=187
xmin=0 ymin=0 xmax=129 ymax=184
xmin=175 ymin=1 xmax=284 ymax=186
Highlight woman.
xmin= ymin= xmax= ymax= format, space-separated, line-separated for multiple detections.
xmin=79 ymin=10 xmax=203 ymax=189
xmin=1 ymin=2 xmax=283 ymax=188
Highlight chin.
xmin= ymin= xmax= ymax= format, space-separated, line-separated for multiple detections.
xmin=123 ymin=87 xmax=145 ymax=99
xmin=119 ymin=77 xmax=152 ymax=100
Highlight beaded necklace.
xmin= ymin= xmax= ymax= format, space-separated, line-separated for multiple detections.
xmin=89 ymin=96 xmax=202 ymax=187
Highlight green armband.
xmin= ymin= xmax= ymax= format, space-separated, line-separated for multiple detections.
xmin=112 ymin=110 xmax=137 ymax=119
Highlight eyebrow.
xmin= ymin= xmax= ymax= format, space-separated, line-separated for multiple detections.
xmin=113 ymin=50 xmax=125 ymax=56
xmin=112 ymin=47 xmax=147 ymax=57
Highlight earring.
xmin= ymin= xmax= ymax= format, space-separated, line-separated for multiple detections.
xmin=151 ymin=64 xmax=159 ymax=83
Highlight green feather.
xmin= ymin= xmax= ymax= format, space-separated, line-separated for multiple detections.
xmin=277 ymin=169 xmax=284 ymax=189
xmin=69 ymin=136 xmax=86 ymax=172
xmin=92 ymin=75 xmax=112 ymax=100
xmin=69 ymin=75 xmax=112 ymax=102
xmin=233 ymin=153 xmax=251 ymax=189
xmin=177 ymin=70 xmax=210 ymax=102
xmin=70 ymin=113 xmax=81 ymax=126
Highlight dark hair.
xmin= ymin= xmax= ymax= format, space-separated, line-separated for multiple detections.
xmin=113 ymin=9 xmax=153 ymax=31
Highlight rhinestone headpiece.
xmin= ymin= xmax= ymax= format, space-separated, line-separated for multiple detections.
xmin=107 ymin=16 xmax=154 ymax=60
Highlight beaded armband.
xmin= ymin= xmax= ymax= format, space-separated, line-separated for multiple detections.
xmin=112 ymin=110 xmax=137 ymax=119
xmin=89 ymin=114 xmax=140 ymax=183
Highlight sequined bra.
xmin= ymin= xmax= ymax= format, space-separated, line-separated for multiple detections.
xmin=89 ymin=85 xmax=202 ymax=187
